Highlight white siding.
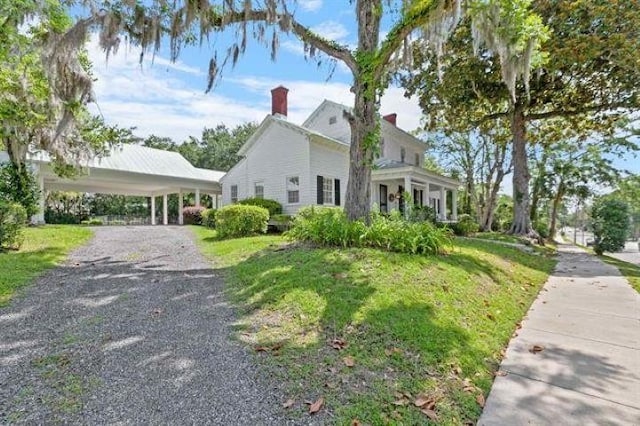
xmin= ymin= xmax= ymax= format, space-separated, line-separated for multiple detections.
xmin=304 ymin=103 xmax=351 ymax=143
xmin=382 ymin=132 xmax=423 ymax=166
xmin=309 ymin=140 xmax=349 ymax=207
xmin=221 ymin=122 xmax=311 ymax=215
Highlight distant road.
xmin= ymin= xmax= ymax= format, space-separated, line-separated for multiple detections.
xmin=608 ymin=241 xmax=640 ymax=266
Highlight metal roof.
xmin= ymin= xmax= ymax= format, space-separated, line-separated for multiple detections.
xmin=28 ymin=144 xmax=225 ymax=182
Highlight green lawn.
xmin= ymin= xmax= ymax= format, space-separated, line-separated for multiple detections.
xmin=469 ymin=232 xmax=527 ymax=245
xmin=191 ymin=227 xmax=556 ymax=425
xmin=0 ymin=225 xmax=92 ymax=306
xmin=600 ymin=255 xmax=640 ymax=293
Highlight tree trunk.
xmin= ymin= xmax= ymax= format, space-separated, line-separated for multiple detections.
xmin=530 ymin=148 xmax=548 ymax=222
xmin=509 ymin=105 xmax=534 ymax=236
xmin=344 ymin=0 xmax=380 ymax=221
xmin=548 ymin=181 xmax=564 ymax=239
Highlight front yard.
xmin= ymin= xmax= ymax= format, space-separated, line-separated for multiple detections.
xmin=0 ymin=225 xmax=93 ymax=306
xmin=191 ymin=228 xmax=557 ymax=424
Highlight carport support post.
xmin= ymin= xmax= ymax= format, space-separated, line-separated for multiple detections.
xmin=195 ymin=188 xmax=200 ymax=207
xmin=178 ymin=190 xmax=184 ymax=225
xmin=150 ymin=196 xmax=156 ymax=225
xmin=162 ymin=194 xmax=168 ymax=225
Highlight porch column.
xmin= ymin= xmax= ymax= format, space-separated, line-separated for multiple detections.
xmin=162 ymin=194 xmax=168 ymax=225
xmin=150 ymin=196 xmax=156 ymax=225
xmin=178 ymin=190 xmax=184 ymax=225
xmin=404 ymin=176 xmax=411 ymax=218
xmin=440 ymin=187 xmax=447 ymax=221
xmin=452 ymin=189 xmax=458 ymax=221
xmin=215 ymin=194 xmax=220 ymax=209
xmin=421 ymin=184 xmax=427 ymax=207
xmin=195 ymin=188 xmax=201 ymax=207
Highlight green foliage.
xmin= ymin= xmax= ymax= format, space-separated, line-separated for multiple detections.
xmin=288 ymin=207 xmax=452 ymax=255
xmin=182 ymin=206 xmax=206 ymax=225
xmin=80 ymin=218 xmax=103 ymax=226
xmin=407 ymin=205 xmax=437 ymax=223
xmin=216 ymin=205 xmax=269 ymax=239
xmin=451 ymin=214 xmax=480 ymax=236
xmin=533 ymin=218 xmax=549 ymax=239
xmin=0 ymin=201 xmax=27 ymax=250
xmin=0 ymin=163 xmax=40 ymax=218
xmin=201 ymin=208 xmax=217 ymax=229
xmin=237 ymin=198 xmax=282 ymax=217
xmin=591 ymin=198 xmax=630 ymax=255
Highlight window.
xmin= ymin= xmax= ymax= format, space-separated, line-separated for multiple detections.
xmin=400 ymin=147 xmax=406 ymax=163
xmin=317 ymin=176 xmax=341 ymax=206
xmin=230 ymin=185 xmax=238 ymax=203
xmin=329 ymin=116 xmax=337 ymax=125
xmin=323 ymin=177 xmax=335 ymax=205
xmin=415 ymin=153 xmax=420 ymax=166
xmin=380 ymin=138 xmax=385 ymax=157
xmin=254 ymin=181 xmax=264 ymax=199
xmin=286 ymin=176 xmax=299 ymax=204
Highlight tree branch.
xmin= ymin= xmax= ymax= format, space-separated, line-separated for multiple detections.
xmin=526 ymin=102 xmax=636 ymax=121
xmin=217 ymin=9 xmax=357 ymax=74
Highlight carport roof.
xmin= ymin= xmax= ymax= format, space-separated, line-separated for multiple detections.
xmin=28 ymin=144 xmax=225 ymax=182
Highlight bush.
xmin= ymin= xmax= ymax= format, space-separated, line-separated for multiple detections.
xmin=45 ymin=210 xmax=85 ymax=224
xmin=591 ymin=198 xmax=630 ymax=255
xmin=408 ymin=205 xmax=437 ymax=223
xmin=216 ymin=204 xmax=269 ymax=238
xmin=0 ymin=201 xmax=27 ymax=250
xmin=534 ymin=219 xmax=550 ymax=239
xmin=81 ymin=218 xmax=103 ymax=226
xmin=238 ymin=198 xmax=282 ymax=217
xmin=201 ymin=208 xmax=217 ymax=228
xmin=183 ymin=206 xmax=206 ymax=225
xmin=287 ymin=207 xmax=452 ymax=255
xmin=450 ymin=214 xmax=480 ymax=236
xmin=0 ymin=163 xmax=40 ymax=218
xmin=270 ymin=214 xmax=293 ymax=232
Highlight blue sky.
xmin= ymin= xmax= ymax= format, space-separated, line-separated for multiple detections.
xmin=81 ymin=0 xmax=638 ymax=179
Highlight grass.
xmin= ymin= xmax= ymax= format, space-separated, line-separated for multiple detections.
xmin=191 ymin=227 xmax=556 ymax=425
xmin=599 ymin=255 xmax=640 ymax=293
xmin=468 ymin=232 xmax=525 ymax=245
xmin=0 ymin=225 xmax=92 ymax=306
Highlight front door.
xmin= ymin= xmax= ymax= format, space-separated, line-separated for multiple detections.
xmin=379 ymin=184 xmax=388 ymax=213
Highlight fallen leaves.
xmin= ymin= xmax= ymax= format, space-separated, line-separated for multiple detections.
xmin=384 ymin=347 xmax=403 ymax=356
xmin=421 ymin=408 xmax=439 ymax=421
xmin=342 ymin=355 xmax=355 ymax=367
xmin=254 ymin=342 xmax=284 ymax=353
xmin=307 ymin=397 xmax=324 ymax=414
xmin=476 ymin=393 xmax=486 ymax=407
xmin=414 ymin=394 xmax=436 ymax=410
xmin=330 ymin=338 xmax=348 ymax=350
xmin=282 ymin=399 xmax=295 ymax=409
xmin=529 ymin=344 xmax=545 ymax=354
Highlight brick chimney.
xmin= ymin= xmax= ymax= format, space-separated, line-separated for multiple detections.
xmin=271 ymin=86 xmax=289 ymax=117
xmin=383 ymin=113 xmax=397 ymax=126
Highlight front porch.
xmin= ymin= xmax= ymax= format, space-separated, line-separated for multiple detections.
xmin=371 ymin=163 xmax=460 ymax=222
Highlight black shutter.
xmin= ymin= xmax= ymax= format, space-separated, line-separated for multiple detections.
xmin=334 ymin=179 xmax=341 ymax=206
xmin=317 ymin=175 xmax=324 ymax=204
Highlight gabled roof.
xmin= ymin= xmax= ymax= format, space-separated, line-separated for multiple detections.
xmin=302 ymin=99 xmax=428 ymax=151
xmin=236 ymin=114 xmax=349 ymax=156
xmin=28 ymin=144 xmax=225 ymax=182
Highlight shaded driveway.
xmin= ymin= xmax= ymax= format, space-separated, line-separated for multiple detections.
xmin=0 ymin=226 xmax=288 ymax=424
xmin=609 ymin=241 xmax=640 ymax=266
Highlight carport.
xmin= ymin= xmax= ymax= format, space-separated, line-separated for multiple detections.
xmin=26 ymin=144 xmax=224 ymax=225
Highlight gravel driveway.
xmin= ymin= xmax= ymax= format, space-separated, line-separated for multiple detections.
xmin=0 ymin=226 xmax=289 ymax=425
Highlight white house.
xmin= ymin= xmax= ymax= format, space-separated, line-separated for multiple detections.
xmin=221 ymin=86 xmax=460 ymax=220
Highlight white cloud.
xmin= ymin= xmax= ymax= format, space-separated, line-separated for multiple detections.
xmin=86 ymin=34 xmax=424 ymax=143
xmin=310 ymin=21 xmax=349 ymax=41
xmin=299 ymin=0 xmax=323 ymax=12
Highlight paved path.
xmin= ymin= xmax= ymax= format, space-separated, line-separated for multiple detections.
xmin=479 ymin=244 xmax=640 ymax=425
xmin=0 ymin=226 xmax=288 ymax=425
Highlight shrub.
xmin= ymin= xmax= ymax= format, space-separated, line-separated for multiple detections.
xmin=183 ymin=206 xmax=206 ymax=225
xmin=201 ymin=208 xmax=217 ymax=228
xmin=0 ymin=163 xmax=40 ymax=218
xmin=238 ymin=198 xmax=282 ymax=217
xmin=534 ymin=219 xmax=550 ymax=239
xmin=591 ymin=198 xmax=630 ymax=255
xmin=216 ymin=204 xmax=269 ymax=238
xmin=408 ymin=205 xmax=437 ymax=223
xmin=0 ymin=201 xmax=27 ymax=250
xmin=287 ymin=207 xmax=452 ymax=255
xmin=81 ymin=218 xmax=103 ymax=226
xmin=451 ymin=214 xmax=480 ymax=236
xmin=44 ymin=210 xmax=85 ymax=224
xmin=270 ymin=214 xmax=293 ymax=232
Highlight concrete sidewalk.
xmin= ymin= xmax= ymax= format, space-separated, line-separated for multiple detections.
xmin=479 ymin=244 xmax=640 ymax=425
